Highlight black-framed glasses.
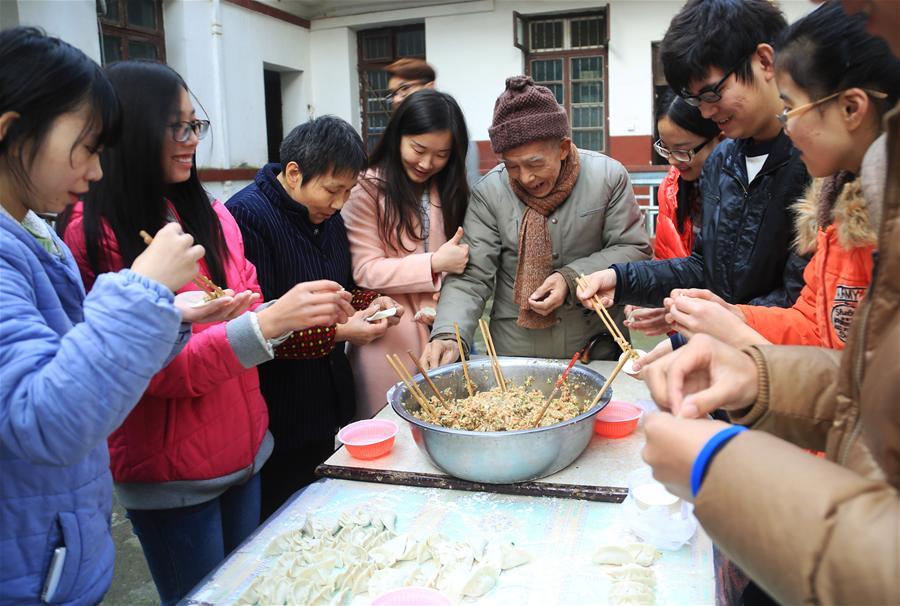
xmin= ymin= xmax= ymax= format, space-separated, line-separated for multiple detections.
xmin=775 ymin=88 xmax=887 ymax=127
xmin=381 ymin=80 xmax=431 ymax=104
xmin=653 ymin=137 xmax=714 ymax=163
xmin=168 ymin=119 xmax=210 ymax=143
xmin=680 ymin=66 xmax=737 ymax=107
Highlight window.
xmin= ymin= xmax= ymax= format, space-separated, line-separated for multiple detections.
xmin=97 ymin=0 xmax=166 ymax=64
xmin=357 ymin=25 xmax=425 ymax=151
xmin=515 ymin=9 xmax=608 ymax=152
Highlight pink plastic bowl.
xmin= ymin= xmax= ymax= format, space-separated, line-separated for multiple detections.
xmin=594 ymin=400 xmax=642 ymax=438
xmin=337 ymin=419 xmax=398 ymax=460
xmin=370 ymin=587 xmax=452 ymax=606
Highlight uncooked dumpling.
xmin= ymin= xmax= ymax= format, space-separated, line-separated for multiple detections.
xmin=608 ymin=564 xmax=656 ymax=587
xmin=499 ymin=541 xmax=532 ymax=569
xmin=461 ymin=561 xmax=501 ymax=597
xmin=609 ymin=580 xmax=655 ymax=605
xmin=593 ymin=544 xmax=634 ymax=565
xmin=626 ymin=543 xmax=661 ymax=567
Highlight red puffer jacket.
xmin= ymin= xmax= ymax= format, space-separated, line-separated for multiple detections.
xmin=738 ymin=176 xmax=876 ymax=348
xmin=64 ymin=201 xmax=269 ymax=482
xmin=653 ymin=167 xmax=695 ymax=259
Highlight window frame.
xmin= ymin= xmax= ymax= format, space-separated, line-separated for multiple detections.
xmin=517 ymin=8 xmax=610 ymax=153
xmin=97 ymin=0 xmax=166 ymax=64
xmin=357 ymin=24 xmax=426 ymax=151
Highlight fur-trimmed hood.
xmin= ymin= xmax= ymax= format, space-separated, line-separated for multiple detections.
xmin=793 ymin=172 xmax=878 ymax=255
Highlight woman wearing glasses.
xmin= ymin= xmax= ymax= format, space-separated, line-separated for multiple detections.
xmin=623 ymin=93 xmax=720 ymax=337
xmin=342 ymin=89 xmax=470 ymax=418
xmin=60 ymin=61 xmax=354 ymax=605
xmin=653 ymin=91 xmax=720 ymax=260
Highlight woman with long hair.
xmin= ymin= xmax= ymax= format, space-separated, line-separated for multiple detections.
xmin=61 ymin=60 xmax=354 ymax=605
xmin=0 ymin=29 xmax=205 ymax=604
xmin=342 ymin=89 xmax=470 ymax=417
xmin=625 ymin=91 xmax=720 ymax=336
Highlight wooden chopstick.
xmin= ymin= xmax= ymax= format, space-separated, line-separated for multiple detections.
xmin=587 ymin=353 xmax=629 ymax=411
xmin=407 ymin=350 xmax=445 ymax=403
xmin=391 ymin=354 xmax=433 ymax=413
xmin=386 ymin=354 xmax=435 ymax=416
xmin=576 ymin=274 xmax=638 ymax=360
xmin=482 ymin=319 xmax=507 ymax=391
xmin=139 ymin=229 xmax=226 ymax=299
xmin=478 ymin=319 xmax=505 ymax=392
xmin=453 ymin=322 xmax=475 ymax=397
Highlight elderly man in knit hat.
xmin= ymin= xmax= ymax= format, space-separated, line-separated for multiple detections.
xmin=421 ymin=76 xmax=652 ymax=369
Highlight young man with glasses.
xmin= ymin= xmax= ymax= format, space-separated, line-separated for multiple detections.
xmin=580 ymin=0 xmax=810 ymax=336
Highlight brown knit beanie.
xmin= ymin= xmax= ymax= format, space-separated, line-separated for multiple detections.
xmin=488 ymin=75 xmax=570 ymax=153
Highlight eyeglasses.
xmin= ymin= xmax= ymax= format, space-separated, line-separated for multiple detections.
xmin=382 ymin=80 xmax=431 ymax=104
xmin=653 ymin=137 xmax=714 ymax=163
xmin=776 ymin=89 xmax=888 ymax=127
xmin=168 ymin=119 xmax=210 ymax=143
xmin=680 ymin=66 xmax=737 ymax=107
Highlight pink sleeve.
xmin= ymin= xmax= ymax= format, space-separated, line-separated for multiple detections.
xmin=342 ymin=182 xmax=440 ymax=295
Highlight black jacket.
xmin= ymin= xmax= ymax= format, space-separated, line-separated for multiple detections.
xmin=613 ymin=131 xmax=810 ymax=307
xmin=226 ymin=163 xmax=356 ymax=450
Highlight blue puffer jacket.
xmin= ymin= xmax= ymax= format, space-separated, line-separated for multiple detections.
xmin=613 ymin=131 xmax=810 ymax=308
xmin=0 ymin=214 xmax=182 ymax=605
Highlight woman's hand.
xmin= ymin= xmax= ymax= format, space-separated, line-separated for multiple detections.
xmin=175 ymin=289 xmax=259 ymax=324
xmin=664 ymin=295 xmax=766 ymax=347
xmin=335 ymin=306 xmax=390 ymax=346
xmin=256 ymin=280 xmax=354 ymax=339
xmin=642 ymin=413 xmax=732 ymax=501
xmin=431 ymin=227 xmax=469 ymax=274
xmin=132 ymin=222 xmax=205 ymax=292
xmin=369 ymin=296 xmax=405 ymax=326
xmin=641 ymin=334 xmax=760 ymax=418
xmin=624 ymin=305 xmax=672 ymax=336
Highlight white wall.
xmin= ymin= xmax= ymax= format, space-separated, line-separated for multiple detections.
xmin=309 ymin=0 xmax=818 ymax=145
xmin=4 ymin=0 xmax=101 ymax=62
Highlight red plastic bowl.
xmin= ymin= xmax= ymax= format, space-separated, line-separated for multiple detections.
xmin=337 ymin=419 xmax=398 ymax=460
xmin=594 ymin=400 xmax=642 ymax=438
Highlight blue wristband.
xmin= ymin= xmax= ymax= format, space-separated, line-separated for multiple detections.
xmin=690 ymin=426 xmax=748 ymax=497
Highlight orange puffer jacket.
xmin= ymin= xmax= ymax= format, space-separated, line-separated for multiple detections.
xmin=738 ymin=175 xmax=876 ymax=348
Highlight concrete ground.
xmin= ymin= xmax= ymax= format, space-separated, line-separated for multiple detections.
xmin=101 ymin=493 xmax=158 ymax=606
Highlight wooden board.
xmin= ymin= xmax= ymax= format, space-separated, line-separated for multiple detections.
xmin=318 ymin=360 xmax=657 ymax=502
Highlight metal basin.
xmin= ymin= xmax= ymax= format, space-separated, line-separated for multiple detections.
xmin=388 ymin=357 xmax=611 ymax=484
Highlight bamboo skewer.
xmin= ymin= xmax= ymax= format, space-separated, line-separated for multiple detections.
xmin=386 ymin=354 xmax=435 ymax=416
xmin=478 ymin=318 xmax=506 ymax=392
xmin=406 ymin=350 xmax=445 ymax=404
xmin=139 ymin=230 xmax=227 ymax=299
xmin=453 ymin=321 xmax=475 ymax=397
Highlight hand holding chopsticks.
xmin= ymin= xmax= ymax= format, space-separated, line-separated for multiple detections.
xmin=575 ymin=274 xmax=639 ymax=362
xmin=140 ymin=229 xmax=226 ymax=300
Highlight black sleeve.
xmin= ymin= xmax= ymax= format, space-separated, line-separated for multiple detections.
xmin=747 ymin=250 xmax=810 ymax=307
xmin=612 ymin=228 xmax=706 ymax=308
